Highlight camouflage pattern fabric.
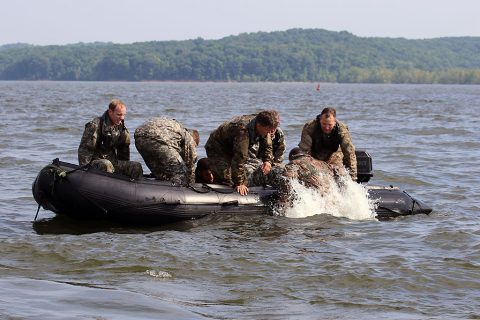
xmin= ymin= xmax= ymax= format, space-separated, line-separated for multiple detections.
xmin=274 ymin=154 xmax=342 ymax=209
xmin=282 ymin=155 xmax=336 ymax=192
xmin=246 ymin=127 xmax=286 ymax=186
xmin=90 ymin=159 xmax=115 ymax=173
xmin=114 ymin=160 xmax=144 ymax=180
xmin=78 ymin=111 xmax=143 ymax=179
xmin=298 ymin=119 xmax=357 ymax=180
xmin=204 ymin=114 xmax=273 ymax=186
xmin=205 ymin=157 xmax=233 ymax=186
xmin=246 ymin=163 xmax=284 ymax=187
xmin=134 ymin=117 xmax=197 ymax=186
xmin=244 ymin=157 xmax=263 ymax=185
xmin=249 ymin=127 xmax=286 ymax=166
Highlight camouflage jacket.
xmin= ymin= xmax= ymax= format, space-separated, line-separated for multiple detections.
xmin=134 ymin=117 xmax=197 ymax=179
xmin=282 ymin=154 xmax=335 ymax=191
xmin=249 ymin=127 xmax=286 ymax=166
xmin=272 ymin=154 xmax=337 ymax=207
xmin=205 ymin=114 xmax=273 ymax=186
xmin=298 ymin=119 xmax=357 ymax=179
xmin=78 ymin=111 xmax=130 ymax=166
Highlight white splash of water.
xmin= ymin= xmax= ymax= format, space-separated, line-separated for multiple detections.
xmin=145 ymin=269 xmax=172 ymax=279
xmin=284 ymin=175 xmax=376 ymax=220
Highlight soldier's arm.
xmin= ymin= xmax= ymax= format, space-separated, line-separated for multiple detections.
xmin=273 ymin=129 xmax=286 ymax=164
xmin=184 ymin=131 xmax=198 ymax=185
xmin=231 ymin=128 xmax=250 ymax=187
xmin=78 ymin=120 xmax=98 ymax=166
xmin=260 ymin=134 xmax=273 ymax=165
xmin=339 ymin=126 xmax=357 ymax=180
xmin=117 ymin=128 xmax=131 ymax=161
xmin=298 ymin=121 xmax=315 ymax=155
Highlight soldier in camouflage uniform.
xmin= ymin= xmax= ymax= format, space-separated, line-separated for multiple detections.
xmin=195 ymin=158 xmax=215 ymax=184
xmin=298 ymin=107 xmax=357 ymax=181
xmin=134 ymin=117 xmax=199 ymax=186
xmin=248 ymin=126 xmax=286 ymax=165
xmin=245 ymin=126 xmax=286 ymax=186
xmin=275 ymin=147 xmax=345 ymax=210
xmin=78 ymin=99 xmax=143 ymax=179
xmin=204 ymin=110 xmax=280 ymax=195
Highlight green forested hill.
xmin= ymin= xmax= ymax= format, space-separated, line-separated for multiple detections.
xmin=1 ymin=28 xmax=479 ymax=83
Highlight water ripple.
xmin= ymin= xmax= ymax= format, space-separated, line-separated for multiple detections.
xmin=0 ymin=82 xmax=479 ymax=319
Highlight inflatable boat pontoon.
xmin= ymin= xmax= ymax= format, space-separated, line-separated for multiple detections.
xmin=32 ymin=151 xmax=432 ymax=225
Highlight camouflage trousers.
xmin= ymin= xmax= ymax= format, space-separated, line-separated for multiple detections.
xmin=135 ymin=139 xmax=191 ymax=186
xmin=91 ymin=159 xmax=143 ymax=180
xmin=206 ymin=156 xmax=234 ymax=186
xmin=244 ymin=158 xmax=284 ymax=187
xmin=207 ymin=156 xmax=283 ymax=187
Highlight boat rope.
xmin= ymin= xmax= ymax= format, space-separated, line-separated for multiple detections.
xmin=52 ymin=158 xmax=92 ymax=176
xmin=203 ymin=184 xmax=235 ymax=194
xmin=188 ymin=184 xmax=212 ymax=193
xmin=33 ymin=175 xmax=43 ymax=221
xmin=376 ymin=205 xmax=402 ymax=216
xmin=34 ymin=199 xmax=42 ymax=221
xmin=48 ymin=160 xmax=109 ymax=216
xmin=403 ymin=190 xmax=417 ymax=214
xmin=189 ymin=183 xmax=235 ymax=194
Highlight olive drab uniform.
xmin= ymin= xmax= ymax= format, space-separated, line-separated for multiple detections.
xmin=134 ymin=117 xmax=197 ymax=186
xmin=78 ymin=111 xmax=143 ymax=179
xmin=298 ymin=119 xmax=357 ymax=181
xmin=205 ymin=114 xmax=273 ymax=187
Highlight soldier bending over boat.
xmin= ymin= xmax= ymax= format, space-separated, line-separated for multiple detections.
xmin=134 ymin=117 xmax=199 ymax=186
xmin=204 ymin=110 xmax=280 ymax=195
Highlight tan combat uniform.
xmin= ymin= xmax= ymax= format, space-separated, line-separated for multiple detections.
xmin=134 ymin=117 xmax=197 ymax=186
xmin=299 ymin=119 xmax=357 ymax=180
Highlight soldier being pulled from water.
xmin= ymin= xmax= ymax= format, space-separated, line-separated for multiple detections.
xmin=78 ymin=99 xmax=143 ymax=179
xmin=134 ymin=117 xmax=199 ymax=186
xmin=274 ymin=147 xmax=348 ymax=211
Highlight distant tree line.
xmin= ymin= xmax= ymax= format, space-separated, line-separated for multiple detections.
xmin=1 ymin=29 xmax=479 ymax=83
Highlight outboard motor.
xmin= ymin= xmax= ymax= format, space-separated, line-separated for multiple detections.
xmin=356 ymin=149 xmax=373 ymax=183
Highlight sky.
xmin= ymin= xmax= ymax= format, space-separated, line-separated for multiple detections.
xmin=1 ymin=0 xmax=479 ymax=46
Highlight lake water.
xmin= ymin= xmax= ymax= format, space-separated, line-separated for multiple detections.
xmin=0 ymin=81 xmax=479 ymax=319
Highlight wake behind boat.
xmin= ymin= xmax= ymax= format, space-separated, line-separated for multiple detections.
xmin=32 ymin=151 xmax=432 ymax=225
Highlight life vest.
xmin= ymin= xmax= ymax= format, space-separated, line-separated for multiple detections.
xmin=97 ymin=111 xmax=127 ymax=154
xmin=311 ymin=120 xmax=341 ymax=161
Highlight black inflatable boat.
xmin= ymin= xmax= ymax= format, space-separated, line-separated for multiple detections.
xmin=32 ymin=151 xmax=432 ymax=225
